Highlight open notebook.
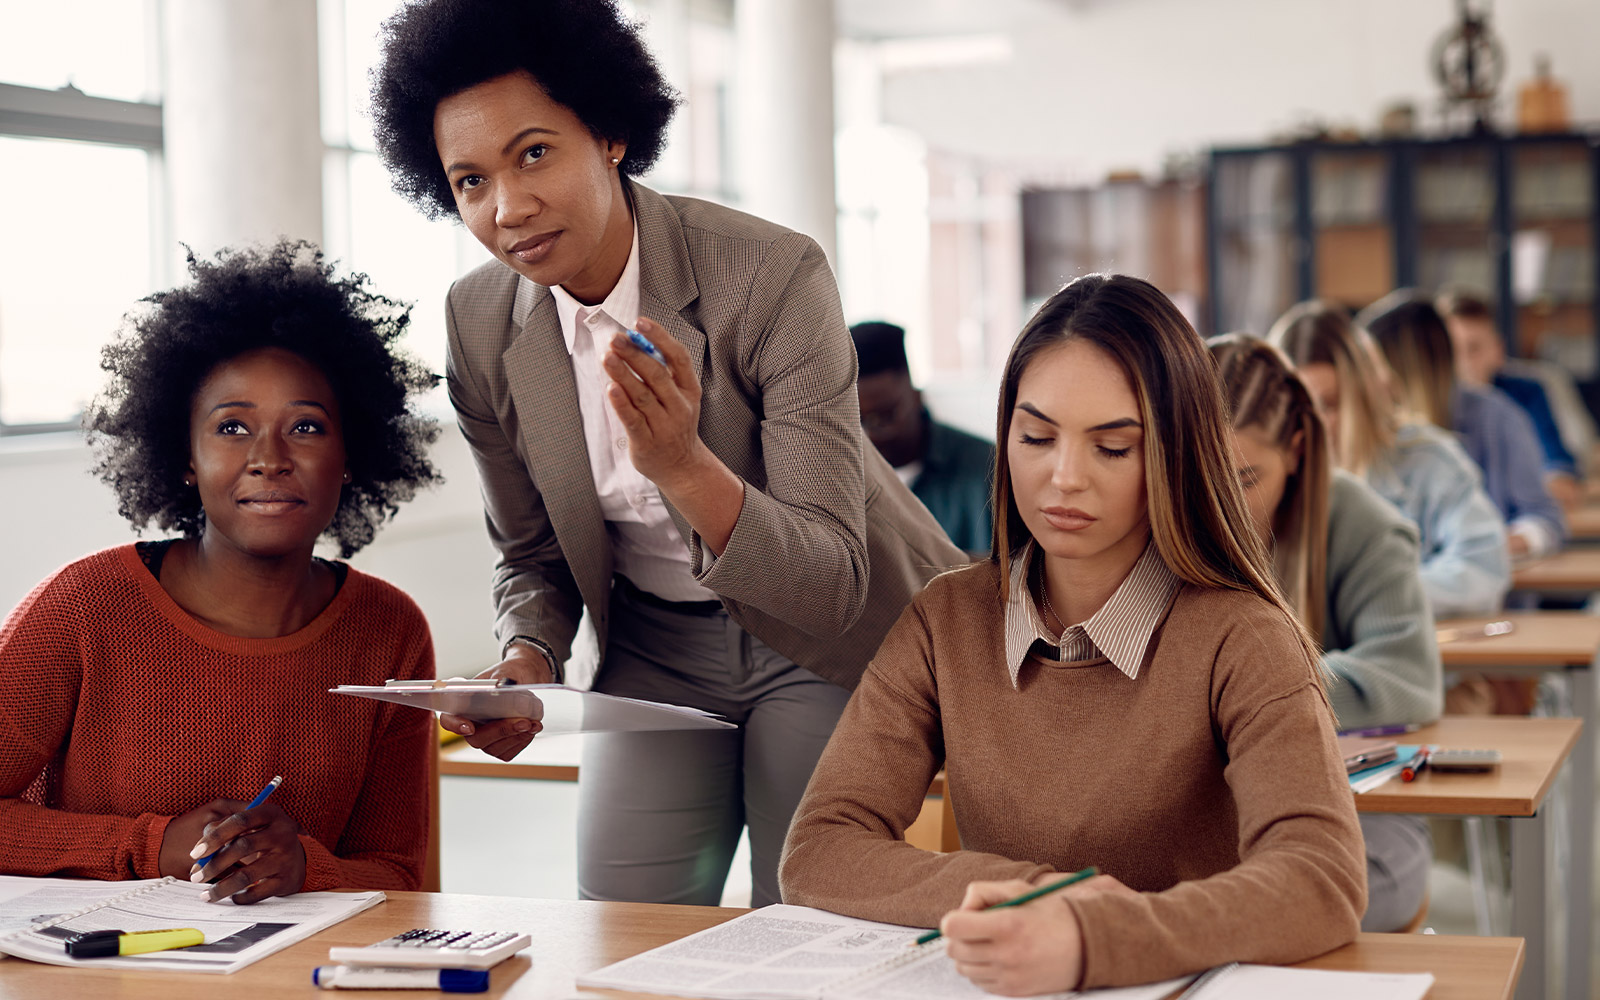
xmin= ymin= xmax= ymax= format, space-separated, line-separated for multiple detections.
xmin=577 ymin=906 xmax=1435 ymax=1000
xmin=0 ymin=875 xmax=383 ymax=974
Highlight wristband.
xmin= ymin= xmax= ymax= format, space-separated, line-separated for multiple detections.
xmin=502 ymin=634 xmax=563 ymax=684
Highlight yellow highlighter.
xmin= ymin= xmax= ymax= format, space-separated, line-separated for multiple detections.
xmin=65 ymin=928 xmax=205 ymax=958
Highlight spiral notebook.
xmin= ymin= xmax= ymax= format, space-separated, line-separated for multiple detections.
xmin=575 ymin=904 xmax=1191 ymax=1000
xmin=0 ymin=875 xmax=383 ymax=974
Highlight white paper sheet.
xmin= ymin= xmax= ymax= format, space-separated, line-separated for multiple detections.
xmin=576 ymin=904 xmax=1190 ymax=1000
xmin=331 ymin=683 xmax=736 ymax=733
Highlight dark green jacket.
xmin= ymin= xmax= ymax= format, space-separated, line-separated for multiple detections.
xmin=910 ymin=414 xmax=994 ymax=556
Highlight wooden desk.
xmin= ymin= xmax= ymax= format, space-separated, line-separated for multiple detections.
xmin=1357 ymin=716 xmax=1580 ymax=1000
xmin=1355 ymin=716 xmax=1578 ymax=817
xmin=1435 ymin=616 xmax=1598 ymax=1000
xmin=0 ymin=894 xmax=1526 ymax=1000
xmin=1563 ymin=504 xmax=1600 ymax=542
xmin=1510 ymin=548 xmax=1600 ymax=592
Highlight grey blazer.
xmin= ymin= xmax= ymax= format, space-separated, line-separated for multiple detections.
xmin=444 ymin=182 xmax=966 ymax=690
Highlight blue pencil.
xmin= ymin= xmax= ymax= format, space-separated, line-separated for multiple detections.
xmin=193 ymin=775 xmax=282 ymax=873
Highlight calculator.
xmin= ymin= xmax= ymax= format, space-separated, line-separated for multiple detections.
xmin=327 ymin=929 xmax=531 ymax=969
xmin=1428 ymin=748 xmax=1503 ymax=772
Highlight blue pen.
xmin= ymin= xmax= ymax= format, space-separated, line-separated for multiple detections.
xmin=192 ymin=775 xmax=282 ymax=873
xmin=625 ymin=327 xmax=669 ymax=368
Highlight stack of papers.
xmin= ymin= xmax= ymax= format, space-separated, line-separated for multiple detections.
xmin=1348 ymin=745 xmax=1430 ymax=793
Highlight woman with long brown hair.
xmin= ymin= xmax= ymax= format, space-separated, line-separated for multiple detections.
xmin=1210 ymin=333 xmax=1441 ymax=932
xmin=1270 ymin=301 xmax=1511 ymax=618
xmin=781 ymin=275 xmax=1364 ymax=995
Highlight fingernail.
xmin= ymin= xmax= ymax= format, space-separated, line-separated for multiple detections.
xmin=459 ymin=723 xmax=474 ymax=736
xmin=189 ymin=869 xmax=206 ymax=883
xmin=189 ymin=843 xmax=207 ymax=859
xmin=514 ymin=720 xmax=532 ymax=733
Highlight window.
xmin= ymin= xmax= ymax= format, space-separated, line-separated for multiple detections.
xmin=0 ymin=0 xmax=161 ymax=431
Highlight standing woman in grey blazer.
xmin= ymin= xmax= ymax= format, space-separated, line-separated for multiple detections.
xmin=370 ymin=0 xmax=963 ymax=907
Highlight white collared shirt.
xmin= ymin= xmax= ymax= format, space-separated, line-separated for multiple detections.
xmin=1002 ymin=539 xmax=1181 ymax=689
xmin=546 ymin=223 xmax=715 ymax=602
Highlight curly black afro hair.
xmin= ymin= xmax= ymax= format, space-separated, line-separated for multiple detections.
xmin=86 ymin=240 xmax=443 ymax=558
xmin=370 ymin=0 xmax=680 ymax=221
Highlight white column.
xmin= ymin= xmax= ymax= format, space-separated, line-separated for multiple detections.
xmin=638 ymin=0 xmax=692 ymax=192
xmin=734 ymin=0 xmax=837 ymax=261
xmin=161 ymin=0 xmax=323 ymax=264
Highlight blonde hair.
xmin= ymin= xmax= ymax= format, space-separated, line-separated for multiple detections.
xmin=1209 ymin=334 xmax=1332 ymax=643
xmin=1357 ymin=290 xmax=1457 ymax=430
xmin=992 ymin=275 xmax=1325 ymax=684
xmin=1269 ymin=300 xmax=1400 ymax=475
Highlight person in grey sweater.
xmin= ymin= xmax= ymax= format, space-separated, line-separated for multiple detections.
xmin=1211 ymin=334 xmax=1443 ymax=932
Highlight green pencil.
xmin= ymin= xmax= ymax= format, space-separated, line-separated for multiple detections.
xmin=914 ymin=865 xmax=1100 ymax=945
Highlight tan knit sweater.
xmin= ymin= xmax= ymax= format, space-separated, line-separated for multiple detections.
xmin=779 ymin=561 xmax=1366 ymax=988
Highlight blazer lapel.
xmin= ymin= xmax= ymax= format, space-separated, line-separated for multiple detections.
xmin=503 ymin=280 xmax=614 ymax=619
xmin=634 ymin=184 xmax=713 ymax=549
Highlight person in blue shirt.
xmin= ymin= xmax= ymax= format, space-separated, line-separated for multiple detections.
xmin=1358 ymin=291 xmax=1566 ymax=561
xmin=1436 ymin=287 xmax=1583 ymax=509
xmin=851 ymin=321 xmax=994 ymax=556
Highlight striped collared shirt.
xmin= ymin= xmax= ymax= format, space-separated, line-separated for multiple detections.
xmin=1003 ymin=539 xmax=1182 ymax=688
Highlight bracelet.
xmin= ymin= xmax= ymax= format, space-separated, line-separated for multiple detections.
xmin=502 ymin=634 xmax=563 ymax=685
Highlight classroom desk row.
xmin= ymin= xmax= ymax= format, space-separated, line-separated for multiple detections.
xmin=439 ymin=712 xmax=1580 ymax=1000
xmin=0 ymin=892 xmax=1528 ymax=1000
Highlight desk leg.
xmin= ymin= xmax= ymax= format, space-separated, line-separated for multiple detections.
xmin=1566 ymin=664 xmax=1595 ymax=1000
xmin=1511 ymin=809 xmax=1548 ymax=1000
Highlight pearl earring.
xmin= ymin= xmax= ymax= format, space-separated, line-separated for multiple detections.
xmin=611 ymin=157 xmax=620 ymax=165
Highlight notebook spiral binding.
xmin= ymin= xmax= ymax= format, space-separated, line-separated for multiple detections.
xmin=818 ymin=937 xmax=948 ymax=996
xmin=1175 ymin=962 xmax=1240 ymax=998
xmin=16 ymin=876 xmax=182 ymax=935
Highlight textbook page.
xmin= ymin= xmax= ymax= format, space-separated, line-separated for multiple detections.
xmin=0 ymin=876 xmax=383 ymax=974
xmin=576 ymin=904 xmax=1189 ymax=1000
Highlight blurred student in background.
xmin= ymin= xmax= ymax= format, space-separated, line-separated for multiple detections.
xmin=1270 ymin=301 xmax=1510 ymax=618
xmin=1436 ymin=288 xmax=1590 ymax=507
xmin=1358 ymin=291 xmax=1566 ymax=560
xmin=1210 ymin=334 xmax=1441 ymax=932
xmin=850 ymin=320 xmax=994 ymax=556
xmin=0 ymin=241 xmax=440 ymax=902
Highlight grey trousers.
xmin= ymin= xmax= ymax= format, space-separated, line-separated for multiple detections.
xmin=1359 ymin=813 xmax=1432 ymax=931
xmin=575 ymin=580 xmax=852 ymax=907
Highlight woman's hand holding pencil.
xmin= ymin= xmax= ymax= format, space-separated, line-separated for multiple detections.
xmin=936 ymin=866 xmax=1128 ymax=996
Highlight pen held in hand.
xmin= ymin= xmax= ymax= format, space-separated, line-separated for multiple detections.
xmin=192 ymin=775 xmax=283 ymax=873
xmin=914 ymin=865 xmax=1099 ymax=945
xmin=625 ymin=327 xmax=669 ymax=368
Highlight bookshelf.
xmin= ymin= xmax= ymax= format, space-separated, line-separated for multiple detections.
xmin=1206 ymin=132 xmax=1600 ymax=378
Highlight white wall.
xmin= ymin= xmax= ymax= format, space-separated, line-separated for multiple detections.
xmin=0 ymin=408 xmax=502 ymax=678
xmin=880 ymin=0 xmax=1600 ymax=180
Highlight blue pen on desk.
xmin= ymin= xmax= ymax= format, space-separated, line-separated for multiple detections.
xmin=625 ymin=327 xmax=669 ymax=368
xmin=192 ymin=775 xmax=282 ymax=873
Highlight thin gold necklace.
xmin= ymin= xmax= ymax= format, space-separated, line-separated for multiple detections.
xmin=1038 ymin=578 xmax=1064 ymax=638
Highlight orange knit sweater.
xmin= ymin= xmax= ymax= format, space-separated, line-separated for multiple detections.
xmin=0 ymin=544 xmax=434 ymax=891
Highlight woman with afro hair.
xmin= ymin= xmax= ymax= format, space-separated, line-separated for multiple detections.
xmin=370 ymin=0 xmax=962 ymax=907
xmin=0 ymin=240 xmax=442 ymax=903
